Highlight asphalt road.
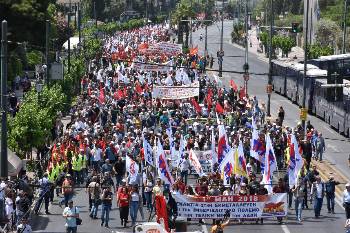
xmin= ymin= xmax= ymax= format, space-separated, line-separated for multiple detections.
xmin=31 ymin=21 xmax=350 ymax=233
xmin=192 ymin=20 xmax=350 ymax=181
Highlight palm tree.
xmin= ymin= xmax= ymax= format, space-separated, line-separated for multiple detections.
xmin=172 ymin=1 xmax=195 ymax=46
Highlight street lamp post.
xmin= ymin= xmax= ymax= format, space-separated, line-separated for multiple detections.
xmin=343 ymin=0 xmax=348 ymax=54
xmin=302 ymin=0 xmax=310 ymax=138
xmin=267 ymin=0 xmax=274 ymax=117
xmin=45 ymin=20 xmax=50 ymax=85
xmin=0 ymin=20 xmax=8 ymax=178
xmin=243 ymin=0 xmax=249 ymax=95
xmin=218 ymin=0 xmax=224 ymax=77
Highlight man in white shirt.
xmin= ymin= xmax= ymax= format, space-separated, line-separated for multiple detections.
xmin=92 ymin=144 xmax=102 ymax=172
xmin=62 ymin=200 xmax=79 ymax=233
xmin=180 ymin=155 xmax=191 ymax=185
xmin=311 ymin=176 xmax=325 ymax=218
xmin=343 ymin=183 xmax=350 ymax=219
xmin=16 ymin=218 xmax=32 ymax=233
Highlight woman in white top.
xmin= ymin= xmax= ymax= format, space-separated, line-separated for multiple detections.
xmin=130 ymin=186 xmax=140 ymax=226
xmin=5 ymin=193 xmax=14 ymax=225
xmin=144 ymin=178 xmax=153 ymax=212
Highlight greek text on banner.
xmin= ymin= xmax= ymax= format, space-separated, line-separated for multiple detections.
xmin=173 ymin=193 xmax=287 ymax=219
xmin=152 ymin=81 xmax=200 ymax=99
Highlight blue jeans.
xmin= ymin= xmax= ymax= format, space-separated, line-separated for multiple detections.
xmin=73 ymin=170 xmax=82 ymax=185
xmin=60 ymin=193 xmax=73 ymax=207
xmin=130 ymin=201 xmax=139 ymax=225
xmin=295 ymin=197 xmax=303 ymax=222
xmin=90 ymin=199 xmax=100 ymax=218
xmin=66 ymin=226 xmax=77 ymax=233
xmin=101 ymin=204 xmax=111 ymax=224
xmin=144 ymin=192 xmax=152 ymax=211
xmin=181 ymin=171 xmax=188 ymax=185
xmin=314 ymin=197 xmax=323 ymax=217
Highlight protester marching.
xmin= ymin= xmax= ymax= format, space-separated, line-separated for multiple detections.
xmin=21 ymin=21 xmax=347 ymax=233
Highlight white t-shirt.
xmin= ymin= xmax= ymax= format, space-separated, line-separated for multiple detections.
xmin=17 ymin=224 xmax=32 ymax=233
xmin=131 ymin=192 xmax=139 ymax=202
xmin=93 ymin=148 xmax=102 ymax=161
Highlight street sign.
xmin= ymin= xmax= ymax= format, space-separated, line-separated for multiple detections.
xmin=266 ymin=84 xmax=273 ymax=94
xmin=300 ymin=108 xmax=308 ymax=121
xmin=243 ymin=73 xmax=249 ymax=81
xmin=50 ymin=62 xmax=64 ymax=80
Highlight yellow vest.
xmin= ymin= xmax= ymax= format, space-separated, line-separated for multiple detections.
xmin=80 ymin=154 xmax=87 ymax=169
xmin=72 ymin=156 xmax=82 ymax=171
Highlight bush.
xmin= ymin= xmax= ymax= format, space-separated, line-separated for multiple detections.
xmin=308 ymin=44 xmax=333 ymax=59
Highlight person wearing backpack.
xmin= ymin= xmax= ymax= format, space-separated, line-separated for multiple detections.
xmin=325 ymin=175 xmax=340 ymax=214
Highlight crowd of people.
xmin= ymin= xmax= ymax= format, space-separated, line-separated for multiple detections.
xmin=24 ymin=22 xmax=349 ymax=233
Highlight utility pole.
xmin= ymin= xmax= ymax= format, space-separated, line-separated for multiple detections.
xmin=243 ymin=0 xmax=249 ymax=94
xmin=45 ymin=20 xmax=50 ymax=85
xmin=343 ymin=0 xmax=348 ymax=54
xmin=267 ymin=0 xmax=274 ymax=117
xmin=189 ymin=0 xmax=193 ymax=47
xmin=78 ymin=3 xmax=81 ymax=46
xmin=94 ymin=1 xmax=97 ymax=28
xmin=302 ymin=0 xmax=310 ymax=138
xmin=145 ymin=0 xmax=148 ymax=24
xmin=1 ymin=20 xmax=8 ymax=178
xmin=68 ymin=12 xmax=71 ymax=74
xmin=204 ymin=0 xmax=208 ymax=72
xmin=218 ymin=0 xmax=224 ymax=77
xmin=238 ymin=0 xmax=241 ymax=23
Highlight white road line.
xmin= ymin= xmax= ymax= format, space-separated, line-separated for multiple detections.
xmin=281 ymin=224 xmax=291 ymax=233
xmin=323 ymin=125 xmax=337 ymax=135
xmin=327 ymin=144 xmax=340 ymax=153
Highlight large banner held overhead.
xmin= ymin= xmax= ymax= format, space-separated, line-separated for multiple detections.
xmin=173 ymin=193 xmax=287 ymax=219
xmin=152 ymin=81 xmax=200 ymax=99
xmin=133 ymin=61 xmax=172 ymax=72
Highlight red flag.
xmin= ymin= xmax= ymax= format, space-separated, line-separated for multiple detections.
xmin=207 ymin=88 xmax=213 ymax=98
xmin=190 ymin=46 xmax=198 ymax=56
xmin=215 ymin=102 xmax=224 ymax=114
xmin=135 ymin=82 xmax=143 ymax=94
xmin=191 ymin=98 xmax=202 ymax=115
xmin=239 ymin=87 xmax=246 ymax=99
xmin=155 ymin=195 xmax=169 ymax=232
xmin=206 ymin=95 xmax=212 ymax=112
xmin=99 ymin=86 xmax=105 ymax=104
xmin=230 ymin=80 xmax=238 ymax=92
xmin=51 ymin=144 xmax=57 ymax=161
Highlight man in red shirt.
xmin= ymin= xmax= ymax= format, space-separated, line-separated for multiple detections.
xmin=195 ymin=178 xmax=208 ymax=196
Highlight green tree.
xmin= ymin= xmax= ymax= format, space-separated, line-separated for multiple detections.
xmin=0 ymin=0 xmax=56 ymax=48
xmin=315 ymin=18 xmax=341 ymax=48
xmin=172 ymin=0 xmax=195 ymax=46
xmin=274 ymin=35 xmax=296 ymax=57
xmin=308 ymin=44 xmax=333 ymax=59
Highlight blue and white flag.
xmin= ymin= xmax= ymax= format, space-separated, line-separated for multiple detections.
xmin=261 ymin=133 xmax=277 ymax=193
xmin=142 ymin=134 xmax=154 ymax=166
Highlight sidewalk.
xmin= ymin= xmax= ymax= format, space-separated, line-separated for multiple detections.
xmin=234 ymin=26 xmax=305 ymax=62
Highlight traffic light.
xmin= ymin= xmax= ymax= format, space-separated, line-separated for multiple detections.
xmin=291 ymin=22 xmax=299 ymax=33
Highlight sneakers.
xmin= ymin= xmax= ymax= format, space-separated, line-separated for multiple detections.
xmin=101 ymin=221 xmax=104 ymax=226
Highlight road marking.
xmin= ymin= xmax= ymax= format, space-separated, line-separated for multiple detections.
xmin=281 ymin=224 xmax=291 ymax=233
xmin=323 ymin=125 xmax=337 ymax=135
xmin=327 ymin=143 xmax=340 ymax=152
